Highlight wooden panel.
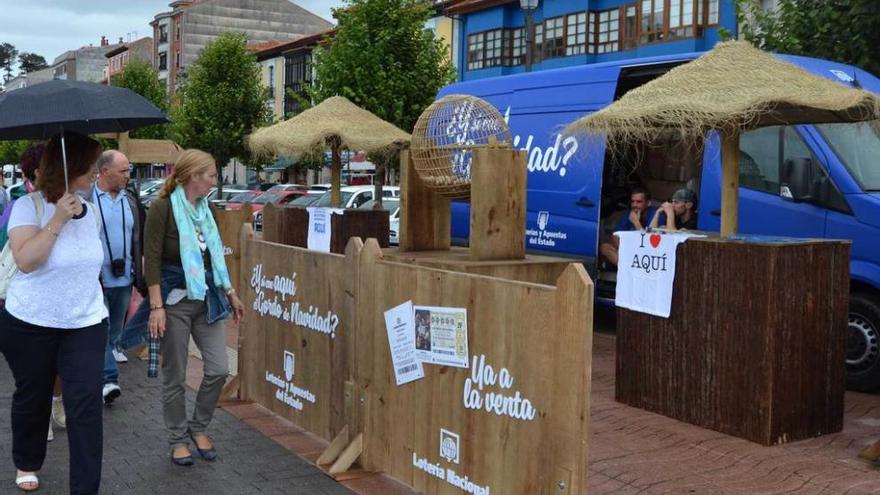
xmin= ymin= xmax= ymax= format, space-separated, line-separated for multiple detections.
xmin=383 ymin=248 xmax=570 ymax=286
xmin=214 ymin=204 xmax=252 ymax=293
xmin=330 ymin=209 xmax=390 ymax=254
xmin=469 ymin=148 xmax=526 ymax=261
xmin=262 ymin=204 xmax=309 ymax=247
xmin=358 ymin=248 xmax=593 ymax=494
xmin=399 ymin=150 xmax=451 ymax=252
xmin=238 ymin=235 xmax=359 ymax=441
xmin=616 ymin=237 xmax=849 ymax=445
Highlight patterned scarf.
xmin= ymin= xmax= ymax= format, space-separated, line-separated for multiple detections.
xmin=169 ymin=185 xmax=231 ymax=300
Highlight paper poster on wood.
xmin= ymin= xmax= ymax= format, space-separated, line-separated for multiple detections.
xmin=413 ymin=305 xmax=469 ymax=368
xmin=384 ymin=300 xmax=424 ymax=385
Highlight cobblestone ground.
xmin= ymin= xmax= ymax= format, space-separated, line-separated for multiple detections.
xmin=0 ymin=357 xmax=352 ymax=495
xmin=589 ymin=331 xmax=880 ymax=494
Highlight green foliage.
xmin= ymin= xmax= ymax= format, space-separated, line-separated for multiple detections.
xmin=112 ymin=59 xmax=169 ymax=141
xmin=171 ymin=32 xmax=269 ymax=178
xmin=309 ymin=0 xmax=456 ymax=134
xmin=17 ymin=52 xmax=47 ymax=74
xmin=737 ymin=0 xmax=880 ymax=76
xmin=0 ymin=42 xmax=18 ymax=82
xmin=0 ymin=140 xmax=31 ymax=165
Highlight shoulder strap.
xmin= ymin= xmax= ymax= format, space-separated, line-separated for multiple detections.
xmin=28 ymin=192 xmax=44 ymax=223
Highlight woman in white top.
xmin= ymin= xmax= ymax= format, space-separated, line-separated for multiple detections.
xmin=0 ymin=132 xmax=106 ymax=494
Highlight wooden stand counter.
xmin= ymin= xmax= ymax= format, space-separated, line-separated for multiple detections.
xmin=616 ymin=235 xmax=849 ymax=446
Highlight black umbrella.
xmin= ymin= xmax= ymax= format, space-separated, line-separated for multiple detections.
xmin=0 ymin=79 xmax=169 ymax=191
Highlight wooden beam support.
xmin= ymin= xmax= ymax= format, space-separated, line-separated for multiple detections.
xmin=317 ymin=424 xmax=350 ymax=466
xmin=720 ymin=130 xmax=740 ymax=237
xmin=328 ymin=433 xmax=363 ymax=476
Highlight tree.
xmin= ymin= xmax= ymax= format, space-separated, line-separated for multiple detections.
xmin=737 ymin=0 xmax=880 ymax=76
xmin=0 ymin=140 xmax=30 ymax=165
xmin=17 ymin=52 xmax=47 ymax=74
xmin=112 ymin=59 xmax=169 ymax=140
xmin=171 ymin=32 xmax=268 ymax=193
xmin=0 ymin=43 xmax=18 ymax=82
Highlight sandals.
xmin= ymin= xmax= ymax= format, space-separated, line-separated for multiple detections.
xmin=15 ymin=472 xmax=38 ymax=492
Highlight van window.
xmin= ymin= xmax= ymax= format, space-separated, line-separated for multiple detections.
xmin=816 ymin=121 xmax=880 ymax=192
xmin=739 ymin=126 xmax=780 ymax=194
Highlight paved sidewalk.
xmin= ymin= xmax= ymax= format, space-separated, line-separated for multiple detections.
xmin=0 ymin=356 xmax=351 ymax=495
xmin=589 ymin=332 xmax=880 ymax=494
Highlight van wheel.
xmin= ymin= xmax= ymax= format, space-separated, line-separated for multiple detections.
xmin=846 ymin=293 xmax=880 ymax=392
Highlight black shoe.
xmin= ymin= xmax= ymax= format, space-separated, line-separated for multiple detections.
xmin=189 ymin=433 xmax=218 ymax=461
xmin=171 ymin=449 xmax=195 ymax=467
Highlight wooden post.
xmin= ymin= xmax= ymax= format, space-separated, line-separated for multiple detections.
xmin=117 ymin=132 xmax=130 ymax=157
xmin=331 ymin=139 xmax=342 ymax=208
xmin=720 ymin=130 xmax=740 ymax=237
xmin=399 ymin=150 xmax=451 ymax=251
xmin=469 ymin=147 xmax=527 ymax=260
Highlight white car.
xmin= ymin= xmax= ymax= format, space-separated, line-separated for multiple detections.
xmin=312 ymin=185 xmax=400 ymax=209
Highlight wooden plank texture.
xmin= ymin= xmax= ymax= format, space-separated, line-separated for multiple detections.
xmin=239 ymin=236 xmax=359 ymax=441
xmin=399 ymin=150 xmax=451 ymax=252
xmin=469 ymin=148 xmax=526 ymax=261
xmin=214 ymin=204 xmax=252 ymax=293
xmin=616 ymin=237 xmax=849 ymax=445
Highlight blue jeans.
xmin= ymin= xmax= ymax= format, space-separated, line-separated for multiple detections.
xmin=103 ymin=285 xmax=132 ymax=386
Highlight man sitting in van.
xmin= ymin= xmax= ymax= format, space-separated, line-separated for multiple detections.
xmin=599 ymin=187 xmax=656 ymax=267
xmin=650 ymin=189 xmax=698 ymax=231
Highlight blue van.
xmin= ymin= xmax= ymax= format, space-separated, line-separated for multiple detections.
xmin=438 ymin=51 xmax=880 ymax=391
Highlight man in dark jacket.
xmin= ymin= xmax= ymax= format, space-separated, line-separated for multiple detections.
xmin=92 ymin=150 xmax=146 ymax=405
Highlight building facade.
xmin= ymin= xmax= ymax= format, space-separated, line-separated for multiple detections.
xmin=149 ymin=0 xmax=333 ymax=94
xmin=52 ymin=36 xmax=123 ymax=83
xmin=447 ymin=0 xmax=736 ymax=81
xmin=103 ymin=37 xmax=154 ymax=84
xmin=254 ymin=41 xmax=286 ymax=121
xmin=3 ymin=66 xmax=55 ymax=92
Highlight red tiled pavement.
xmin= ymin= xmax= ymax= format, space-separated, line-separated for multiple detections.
xmin=588 ymin=332 xmax=880 ymax=494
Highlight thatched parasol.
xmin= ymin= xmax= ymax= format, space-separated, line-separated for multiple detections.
xmin=249 ymin=96 xmax=410 ymax=207
xmin=565 ymin=41 xmax=880 ymax=236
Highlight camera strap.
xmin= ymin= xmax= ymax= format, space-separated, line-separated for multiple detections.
xmin=95 ymin=189 xmax=126 ymax=263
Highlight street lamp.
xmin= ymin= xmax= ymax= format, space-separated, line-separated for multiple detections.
xmin=520 ymin=0 xmax=539 ymax=72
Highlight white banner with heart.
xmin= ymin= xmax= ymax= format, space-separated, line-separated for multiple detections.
xmin=614 ymin=230 xmax=704 ymax=318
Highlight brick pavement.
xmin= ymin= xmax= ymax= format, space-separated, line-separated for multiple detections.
xmin=588 ymin=331 xmax=880 ymax=494
xmin=0 ymin=356 xmax=352 ymax=495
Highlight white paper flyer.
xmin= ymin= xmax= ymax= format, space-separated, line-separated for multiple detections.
xmin=384 ymin=301 xmax=424 ymax=385
xmin=413 ymin=305 xmax=469 ymax=368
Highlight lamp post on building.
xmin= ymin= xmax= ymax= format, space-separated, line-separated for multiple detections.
xmin=520 ymin=0 xmax=539 ymax=72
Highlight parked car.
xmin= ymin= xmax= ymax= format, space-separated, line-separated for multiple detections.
xmin=248 ymin=182 xmax=278 ymax=192
xmin=267 ymin=183 xmax=309 ymax=193
xmin=207 ymin=184 xmax=251 ymax=209
xmin=225 ymin=190 xmax=263 ymax=211
xmin=359 ymin=197 xmax=400 ymax=245
xmin=312 ymin=185 xmax=400 ymax=209
xmin=439 ymin=48 xmax=880 ymax=391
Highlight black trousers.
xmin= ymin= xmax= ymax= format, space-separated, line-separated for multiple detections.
xmin=0 ymin=309 xmax=106 ymax=495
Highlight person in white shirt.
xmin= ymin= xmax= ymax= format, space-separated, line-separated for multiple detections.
xmin=0 ymin=132 xmax=106 ymax=494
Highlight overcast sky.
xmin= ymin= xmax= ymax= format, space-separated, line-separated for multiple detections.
xmin=0 ymin=0 xmax=344 ymax=68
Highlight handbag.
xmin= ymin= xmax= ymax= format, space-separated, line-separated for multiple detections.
xmin=0 ymin=192 xmax=45 ymax=299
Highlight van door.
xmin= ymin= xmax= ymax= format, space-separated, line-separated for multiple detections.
xmin=700 ymin=125 xmax=827 ymax=237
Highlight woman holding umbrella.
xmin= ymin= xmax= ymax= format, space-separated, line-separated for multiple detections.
xmin=143 ymin=149 xmax=245 ymax=466
xmin=0 ymin=132 xmax=106 ymax=493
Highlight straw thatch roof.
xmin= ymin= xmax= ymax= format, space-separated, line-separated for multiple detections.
xmin=248 ymin=96 xmax=410 ymax=156
xmin=565 ymin=41 xmax=880 ymax=148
